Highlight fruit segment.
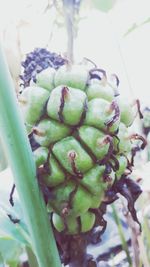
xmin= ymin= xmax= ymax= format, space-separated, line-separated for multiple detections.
xmin=19 ymin=86 xmax=50 ymax=133
xmin=34 ymin=147 xmax=49 ymax=167
xmin=54 ymin=64 xmax=89 ymax=90
xmin=117 ymin=97 xmax=135 ymax=127
xmin=80 ymin=211 xmax=96 ymax=233
xmin=34 ymin=67 xmax=56 ymax=92
xmin=85 ymin=98 xmax=120 ymax=133
xmin=42 ymin=155 xmax=65 ymax=187
xmin=48 ymin=182 xmax=92 ymax=217
xmin=78 ymin=125 xmax=112 ymax=160
xmin=47 ymin=86 xmax=87 ymax=125
xmin=115 ymin=155 xmax=128 ymax=178
xmin=33 ymin=118 xmax=71 ymax=147
xmin=113 ymin=122 xmax=131 ymax=154
xmin=52 ymin=136 xmax=94 ymax=175
xmin=80 ymin=165 xmax=109 ymax=196
xmin=86 ymin=82 xmax=114 ymax=102
xmin=52 ymin=211 xmax=96 ymax=234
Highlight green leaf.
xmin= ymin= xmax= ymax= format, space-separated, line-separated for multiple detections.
xmin=0 ymin=252 xmax=4 ymax=266
xmin=0 ymin=212 xmax=30 ymax=246
xmin=0 ymin=137 xmax=7 ymax=172
xmin=111 ymin=204 xmax=132 ymax=265
xmin=142 ymin=17 xmax=150 ymax=25
xmin=0 ymin=237 xmax=22 ymax=267
xmin=123 ymin=23 xmax=138 ymax=37
xmin=124 ymin=17 xmax=150 ymax=37
xmin=92 ymin=0 xmax=117 ymax=13
xmin=0 ymin=191 xmax=31 ymax=246
xmin=0 ymin=46 xmax=61 ymax=267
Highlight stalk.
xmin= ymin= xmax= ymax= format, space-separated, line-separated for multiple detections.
xmin=68 ymin=235 xmax=87 ymax=267
xmin=63 ymin=0 xmax=75 ymax=63
xmin=26 ymin=246 xmax=39 ymax=267
xmin=143 ymin=216 xmax=150 ymax=260
xmin=67 ymin=235 xmax=98 ymax=267
xmin=0 ymin=46 xmax=61 ymax=267
xmin=123 ymin=207 xmax=140 ymax=267
xmin=111 ymin=204 xmax=132 ymax=266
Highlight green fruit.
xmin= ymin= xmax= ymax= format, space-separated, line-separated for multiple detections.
xmin=86 ymin=82 xmax=114 ymax=102
xmin=47 ymin=183 xmax=73 ymax=214
xmin=54 ymin=64 xmax=89 ymax=90
xmin=115 ymin=154 xmax=128 ymax=179
xmin=42 ymin=155 xmax=65 ymax=187
xmin=19 ymin=60 xmax=143 ymax=235
xmin=90 ymin=195 xmax=102 ymax=209
xmin=52 ymin=213 xmax=79 ymax=235
xmin=80 ymin=165 xmax=109 ymax=196
xmin=52 ymin=213 xmax=65 ymax=232
xmin=48 ymin=182 xmax=92 ymax=217
xmin=78 ymin=126 xmax=112 ymax=160
xmin=81 ymin=211 xmax=96 ymax=232
xmin=72 ymin=186 xmax=92 ymax=216
xmin=33 ymin=147 xmax=49 ymax=167
xmin=35 ymin=67 xmax=56 ymax=92
xmin=52 ymin=136 xmax=93 ymax=175
xmin=113 ymin=123 xmax=131 ymax=154
xmin=85 ymin=98 xmax=120 ymax=133
xmin=117 ymin=97 xmax=135 ymax=127
xmin=52 ymin=211 xmax=96 ymax=234
xmin=19 ymin=86 xmax=50 ymax=133
xmin=65 ymin=216 xmax=79 ymax=234
xmin=33 ymin=118 xmax=71 ymax=147
xmin=47 ymin=86 xmax=87 ymax=126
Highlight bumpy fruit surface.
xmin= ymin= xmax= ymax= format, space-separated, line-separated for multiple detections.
xmin=116 ymin=96 xmax=135 ymax=127
xmin=34 ymin=67 xmax=56 ymax=92
xmin=19 ymin=61 xmax=143 ymax=235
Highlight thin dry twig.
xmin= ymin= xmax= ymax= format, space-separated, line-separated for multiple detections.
xmin=123 ymin=203 xmax=140 ymax=267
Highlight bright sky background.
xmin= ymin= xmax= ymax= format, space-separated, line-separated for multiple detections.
xmin=0 ymin=0 xmax=150 ymax=106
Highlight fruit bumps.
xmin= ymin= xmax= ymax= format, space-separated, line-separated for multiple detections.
xmin=19 ymin=58 xmax=146 ymax=235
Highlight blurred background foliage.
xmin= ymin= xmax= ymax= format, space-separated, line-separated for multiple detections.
xmin=0 ymin=0 xmax=150 ymax=266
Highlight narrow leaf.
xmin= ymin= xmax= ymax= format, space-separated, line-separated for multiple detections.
xmin=0 ymin=45 xmax=61 ymax=267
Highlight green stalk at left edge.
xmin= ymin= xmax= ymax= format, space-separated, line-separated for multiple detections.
xmin=0 ymin=46 xmax=61 ymax=267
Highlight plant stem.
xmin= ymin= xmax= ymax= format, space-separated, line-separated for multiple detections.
xmin=111 ymin=204 xmax=132 ymax=266
xmin=143 ymin=216 xmax=150 ymax=257
xmin=107 ymin=14 xmax=135 ymax=98
xmin=0 ymin=45 xmax=61 ymax=267
xmin=66 ymin=235 xmax=98 ymax=267
xmin=26 ymin=247 xmax=39 ymax=267
xmin=138 ymin=234 xmax=150 ymax=267
xmin=68 ymin=235 xmax=87 ymax=267
xmin=63 ymin=0 xmax=75 ymax=63
xmin=124 ymin=209 xmax=140 ymax=267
